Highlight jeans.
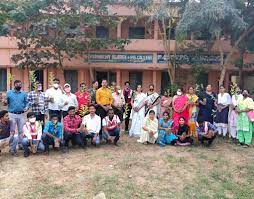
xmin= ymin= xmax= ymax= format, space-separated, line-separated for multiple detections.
xmin=9 ymin=113 xmax=25 ymax=142
xmin=49 ymin=110 xmax=62 ymax=122
xmin=42 ymin=134 xmax=64 ymax=151
xmin=102 ymin=128 xmax=120 ymax=143
xmin=64 ymin=132 xmax=84 ymax=147
xmin=198 ymin=134 xmax=216 ymax=146
xmin=0 ymin=135 xmax=18 ymax=153
xmin=22 ymin=138 xmax=45 ymax=155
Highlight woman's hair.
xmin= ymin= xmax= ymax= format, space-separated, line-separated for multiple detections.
xmin=0 ymin=110 xmax=8 ymax=119
xmin=179 ymin=117 xmax=185 ymax=121
xmin=149 ymin=110 xmax=155 ymax=115
xmin=163 ymin=111 xmax=169 ymax=116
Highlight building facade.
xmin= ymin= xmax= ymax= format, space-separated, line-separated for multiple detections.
xmin=0 ymin=5 xmax=253 ymax=93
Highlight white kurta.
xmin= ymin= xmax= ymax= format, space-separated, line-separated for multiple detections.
xmin=138 ymin=117 xmax=158 ymax=144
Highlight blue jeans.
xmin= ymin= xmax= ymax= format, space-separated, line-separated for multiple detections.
xmin=102 ymin=128 xmax=120 ymax=143
xmin=22 ymin=138 xmax=45 ymax=155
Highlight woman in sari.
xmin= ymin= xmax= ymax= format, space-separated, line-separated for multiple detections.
xmin=157 ymin=111 xmax=178 ymax=147
xmin=138 ymin=110 xmax=158 ymax=144
xmin=236 ymin=89 xmax=254 ymax=147
xmin=172 ymin=88 xmax=189 ymax=133
xmin=129 ymin=85 xmax=147 ymax=137
xmin=160 ymin=90 xmax=172 ymax=118
xmin=186 ymin=86 xmax=199 ymax=137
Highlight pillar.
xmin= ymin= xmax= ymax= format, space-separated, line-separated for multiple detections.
xmin=23 ymin=69 xmax=29 ymax=91
xmin=116 ymin=69 xmax=121 ymax=86
xmin=6 ymin=67 xmax=11 ymax=90
xmin=154 ymin=20 xmax=159 ymax=40
xmin=117 ymin=22 xmax=122 ymax=39
xmin=78 ymin=70 xmax=85 ymax=86
xmin=43 ymin=68 xmax=48 ymax=90
xmin=152 ymin=70 xmax=157 ymax=88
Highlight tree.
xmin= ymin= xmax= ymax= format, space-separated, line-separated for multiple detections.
xmin=177 ymin=0 xmax=254 ymax=86
xmin=124 ymin=0 xmax=188 ymax=85
xmin=1 ymin=0 xmax=128 ymax=80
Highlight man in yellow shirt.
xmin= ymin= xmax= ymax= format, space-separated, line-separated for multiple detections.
xmin=96 ymin=79 xmax=113 ymax=120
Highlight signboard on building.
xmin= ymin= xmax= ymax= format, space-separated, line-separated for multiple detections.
xmin=157 ymin=53 xmax=223 ymax=65
xmin=89 ymin=53 xmax=153 ymax=64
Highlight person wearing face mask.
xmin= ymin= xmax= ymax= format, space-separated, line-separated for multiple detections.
xmin=42 ymin=114 xmax=63 ymax=154
xmin=112 ymin=85 xmax=125 ymax=122
xmin=172 ymin=88 xmax=189 ymax=133
xmin=228 ymin=87 xmax=243 ymax=143
xmin=45 ymin=78 xmax=64 ymax=121
xmin=75 ymin=82 xmax=91 ymax=117
xmin=27 ymin=82 xmax=48 ymax=126
xmin=60 ymin=84 xmax=78 ymax=118
xmin=22 ymin=112 xmax=45 ymax=157
xmin=236 ymin=89 xmax=254 ymax=147
xmin=145 ymin=84 xmax=161 ymax=118
xmin=6 ymin=80 xmax=28 ymax=146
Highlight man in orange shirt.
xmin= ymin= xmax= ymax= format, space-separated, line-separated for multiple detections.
xmin=96 ymin=79 xmax=113 ymax=120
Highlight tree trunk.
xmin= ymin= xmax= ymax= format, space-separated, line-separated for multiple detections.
xmin=239 ymin=67 xmax=243 ymax=88
xmin=89 ymin=67 xmax=94 ymax=81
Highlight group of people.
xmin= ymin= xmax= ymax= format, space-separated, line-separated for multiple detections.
xmin=0 ymin=78 xmax=254 ymax=157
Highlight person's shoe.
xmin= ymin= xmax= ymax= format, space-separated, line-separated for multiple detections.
xmin=11 ymin=151 xmax=19 ymax=157
xmin=237 ymin=142 xmax=244 ymax=146
xmin=243 ymin=144 xmax=250 ymax=148
xmin=24 ymin=152 xmax=30 ymax=157
xmin=114 ymin=142 xmax=119 ymax=147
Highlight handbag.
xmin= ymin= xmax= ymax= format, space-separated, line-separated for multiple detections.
xmin=247 ymin=111 xmax=254 ymax=122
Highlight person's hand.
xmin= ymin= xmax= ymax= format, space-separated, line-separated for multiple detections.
xmin=64 ymin=101 xmax=68 ymax=106
xmin=77 ymin=127 xmax=82 ymax=133
xmin=149 ymin=131 xmax=154 ymax=137
xmin=44 ymin=115 xmax=48 ymax=121
xmin=134 ymin=107 xmax=138 ymax=112
xmin=31 ymin=144 xmax=37 ymax=153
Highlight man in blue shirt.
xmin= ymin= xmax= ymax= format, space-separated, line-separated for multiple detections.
xmin=42 ymin=114 xmax=63 ymax=153
xmin=5 ymin=80 xmax=28 ymax=144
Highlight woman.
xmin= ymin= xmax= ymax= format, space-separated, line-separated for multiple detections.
xmin=214 ymin=85 xmax=231 ymax=138
xmin=157 ymin=111 xmax=178 ymax=147
xmin=137 ymin=110 xmax=158 ymax=144
xmin=173 ymin=117 xmax=193 ymax=146
xmin=186 ymin=86 xmax=199 ymax=137
xmin=236 ymin=89 xmax=254 ymax=147
xmin=160 ymin=90 xmax=172 ymax=118
xmin=129 ymin=85 xmax=147 ymax=137
xmin=172 ymin=88 xmax=189 ymax=133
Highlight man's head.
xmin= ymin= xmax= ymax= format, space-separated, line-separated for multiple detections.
xmin=14 ymin=80 xmax=22 ymax=91
xmin=124 ymin=81 xmax=130 ymax=89
xmin=0 ymin=110 xmax=9 ymax=123
xmin=92 ymin=80 xmax=98 ymax=89
xmin=89 ymin=104 xmax=96 ymax=115
xmin=107 ymin=108 xmax=114 ymax=118
xmin=27 ymin=112 xmax=36 ymax=124
xmin=148 ymin=110 xmax=155 ymax=120
xmin=53 ymin=78 xmax=60 ymax=89
xmin=149 ymin=84 xmax=154 ymax=92
xmin=236 ymin=87 xmax=242 ymax=95
xmin=101 ymin=79 xmax=108 ymax=88
xmin=34 ymin=81 xmax=42 ymax=92
xmin=206 ymin=84 xmax=212 ymax=92
xmin=68 ymin=106 xmax=76 ymax=117
xmin=64 ymin=83 xmax=71 ymax=94
xmin=80 ymin=82 xmax=87 ymax=92
xmin=50 ymin=114 xmax=58 ymax=124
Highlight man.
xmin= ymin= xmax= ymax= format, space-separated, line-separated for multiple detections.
xmin=5 ymin=80 xmax=28 ymax=144
xmin=102 ymin=109 xmax=121 ymax=146
xmin=196 ymin=118 xmax=217 ymax=147
xmin=45 ymin=78 xmax=63 ymax=121
xmin=81 ymin=104 xmax=101 ymax=145
xmin=63 ymin=106 xmax=84 ymax=151
xmin=96 ymin=79 xmax=113 ymax=120
xmin=198 ymin=84 xmax=217 ymax=124
xmin=0 ymin=110 xmax=18 ymax=156
xmin=75 ymin=82 xmax=90 ymax=117
xmin=43 ymin=114 xmax=63 ymax=153
xmin=27 ymin=81 xmax=48 ymax=124
xmin=60 ymin=83 xmax=78 ymax=118
xmin=145 ymin=84 xmax=161 ymax=118
xmin=111 ymin=81 xmax=117 ymax=93
xmin=88 ymin=80 xmax=98 ymax=105
xmin=22 ymin=112 xmax=45 ymax=157
xmin=112 ymin=85 xmax=125 ymax=122
xmin=122 ymin=81 xmax=133 ymax=132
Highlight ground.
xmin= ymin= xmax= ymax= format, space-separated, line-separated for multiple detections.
xmin=0 ymin=134 xmax=254 ymax=199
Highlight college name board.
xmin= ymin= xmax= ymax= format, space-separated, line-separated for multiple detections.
xmin=89 ymin=53 xmax=153 ymax=64
xmin=157 ymin=53 xmax=222 ymax=64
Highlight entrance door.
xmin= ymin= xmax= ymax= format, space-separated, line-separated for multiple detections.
xmin=96 ymin=71 xmax=116 ymax=87
xmin=64 ymin=70 xmax=78 ymax=92
xmin=161 ymin=71 xmax=170 ymax=94
xmin=35 ymin=70 xmax=44 ymax=89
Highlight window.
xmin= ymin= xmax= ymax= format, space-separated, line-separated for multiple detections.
xmin=0 ymin=69 xmax=7 ymax=91
xmin=96 ymin=26 xmax=109 ymax=38
xmin=129 ymin=27 xmax=145 ymax=39
xmin=96 ymin=71 xmax=116 ymax=87
xmin=129 ymin=72 xmax=143 ymax=90
xmin=64 ymin=70 xmax=78 ymax=92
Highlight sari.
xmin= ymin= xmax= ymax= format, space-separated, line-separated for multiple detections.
xmin=157 ymin=118 xmax=177 ymax=145
xmin=129 ymin=92 xmax=147 ymax=137
xmin=138 ymin=117 xmax=158 ymax=144
xmin=160 ymin=96 xmax=172 ymax=118
xmin=172 ymin=95 xmax=189 ymax=133
xmin=146 ymin=92 xmax=160 ymax=117
xmin=237 ymin=97 xmax=254 ymax=145
xmin=186 ymin=94 xmax=199 ymax=137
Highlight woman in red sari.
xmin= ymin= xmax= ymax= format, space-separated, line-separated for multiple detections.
xmin=172 ymin=88 xmax=189 ymax=133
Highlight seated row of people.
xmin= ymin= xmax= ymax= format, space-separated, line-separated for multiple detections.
xmin=138 ymin=110 xmax=217 ymax=147
xmin=0 ymin=104 xmax=121 ymax=157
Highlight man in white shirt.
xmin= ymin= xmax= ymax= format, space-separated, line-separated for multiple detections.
xmin=45 ymin=78 xmax=64 ymax=121
xmin=81 ymin=104 xmax=101 ymax=145
xmin=102 ymin=108 xmax=121 ymax=146
xmin=60 ymin=83 xmax=78 ymax=118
